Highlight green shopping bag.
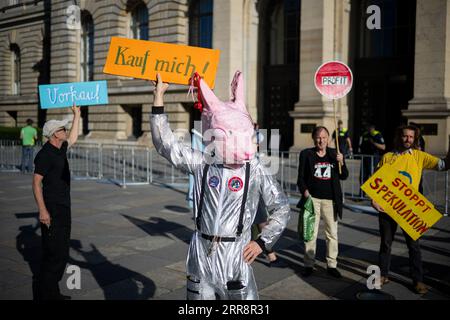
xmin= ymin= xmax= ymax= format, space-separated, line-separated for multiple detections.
xmin=297 ymin=196 xmax=315 ymax=242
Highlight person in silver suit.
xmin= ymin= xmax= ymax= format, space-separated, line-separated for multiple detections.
xmin=150 ymin=73 xmax=291 ymax=300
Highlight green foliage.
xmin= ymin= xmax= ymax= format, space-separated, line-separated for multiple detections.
xmin=0 ymin=126 xmax=42 ymax=141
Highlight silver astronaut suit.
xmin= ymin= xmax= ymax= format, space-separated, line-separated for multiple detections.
xmin=150 ymin=112 xmax=291 ymax=300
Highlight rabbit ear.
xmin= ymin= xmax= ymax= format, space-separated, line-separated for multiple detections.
xmin=230 ymin=71 xmax=245 ymax=104
xmin=199 ymin=77 xmax=221 ymax=112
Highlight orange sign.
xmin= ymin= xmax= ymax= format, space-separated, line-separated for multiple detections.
xmin=103 ymin=37 xmax=220 ymax=88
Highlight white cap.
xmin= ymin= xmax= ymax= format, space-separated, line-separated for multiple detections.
xmin=42 ymin=119 xmax=69 ymax=138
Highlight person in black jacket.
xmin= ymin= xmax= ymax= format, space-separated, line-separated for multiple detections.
xmin=32 ymin=104 xmax=80 ymax=300
xmin=297 ymin=126 xmax=349 ymax=278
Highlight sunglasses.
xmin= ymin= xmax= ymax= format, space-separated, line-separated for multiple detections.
xmin=55 ymin=127 xmax=67 ymax=134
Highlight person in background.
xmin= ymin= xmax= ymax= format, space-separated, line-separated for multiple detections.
xmin=297 ymin=126 xmax=349 ymax=278
xmin=32 ymin=104 xmax=80 ymax=300
xmin=372 ymin=125 xmax=450 ymax=294
xmin=358 ymin=123 xmax=386 ymax=187
xmin=409 ymin=122 xmax=426 ymax=152
xmin=20 ymin=118 xmax=38 ymax=173
xmin=332 ymin=120 xmax=353 ymax=158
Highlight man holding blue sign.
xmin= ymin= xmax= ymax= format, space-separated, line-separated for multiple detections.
xmin=32 ymin=104 xmax=80 ymax=300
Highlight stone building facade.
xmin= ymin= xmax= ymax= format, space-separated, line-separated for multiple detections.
xmin=0 ymin=0 xmax=449 ymax=154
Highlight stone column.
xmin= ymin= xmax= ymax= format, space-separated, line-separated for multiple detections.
xmin=212 ymin=0 xmax=258 ymax=120
xmin=47 ymin=0 xmax=79 ymax=122
xmin=213 ymin=0 xmax=243 ymax=101
xmin=289 ymin=0 xmax=351 ymax=150
xmin=404 ymin=0 xmax=450 ymax=155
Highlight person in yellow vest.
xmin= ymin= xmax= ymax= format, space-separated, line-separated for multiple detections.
xmin=332 ymin=120 xmax=353 ymax=158
xmin=358 ymin=124 xmax=386 ymax=184
xmin=20 ymin=118 xmax=38 ymax=173
xmin=372 ymin=125 xmax=450 ymax=294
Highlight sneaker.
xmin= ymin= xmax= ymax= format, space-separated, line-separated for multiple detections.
xmin=413 ymin=282 xmax=428 ymax=294
xmin=269 ymin=259 xmax=288 ymax=268
xmin=302 ymin=267 xmax=313 ymax=277
xmin=327 ymin=267 xmax=342 ymax=278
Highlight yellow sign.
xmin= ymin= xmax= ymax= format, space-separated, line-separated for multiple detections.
xmin=361 ymin=164 xmax=442 ymax=240
xmin=103 ymin=37 xmax=220 ymax=88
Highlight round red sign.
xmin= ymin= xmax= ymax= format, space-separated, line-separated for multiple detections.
xmin=314 ymin=61 xmax=353 ymax=99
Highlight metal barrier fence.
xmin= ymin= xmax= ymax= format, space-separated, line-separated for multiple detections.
xmin=0 ymin=140 xmax=448 ymax=214
xmin=0 ymin=140 xmax=42 ymax=172
xmin=0 ymin=140 xmax=188 ymax=188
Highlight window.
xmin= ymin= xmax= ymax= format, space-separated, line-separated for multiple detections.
xmin=284 ymin=0 xmax=300 ymax=65
xmin=269 ymin=1 xmax=284 ymax=65
xmin=358 ymin=0 xmax=415 ymax=58
xmin=129 ymin=2 xmax=149 ymax=40
xmin=131 ymin=106 xmax=143 ymax=138
xmin=123 ymin=105 xmax=143 ymax=139
xmin=80 ymin=12 xmax=94 ymax=82
xmin=268 ymin=0 xmax=300 ymax=65
xmin=6 ymin=111 xmax=17 ymax=127
xmin=189 ymin=0 xmax=213 ymax=48
xmin=10 ymin=44 xmax=20 ymax=95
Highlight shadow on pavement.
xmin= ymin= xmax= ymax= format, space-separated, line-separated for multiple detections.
xmin=15 ymin=212 xmax=41 ymax=299
xmin=258 ymin=226 xmax=450 ymax=298
xmin=122 ymin=215 xmax=193 ymax=244
xmin=15 ymin=212 xmax=156 ymax=300
xmin=164 ymin=205 xmax=191 ymax=213
xmin=340 ymin=222 xmax=450 ymax=258
xmin=69 ymin=240 xmax=156 ymax=299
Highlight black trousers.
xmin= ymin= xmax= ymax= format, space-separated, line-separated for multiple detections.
xmin=378 ymin=212 xmax=423 ymax=283
xmin=38 ymin=203 xmax=71 ymax=300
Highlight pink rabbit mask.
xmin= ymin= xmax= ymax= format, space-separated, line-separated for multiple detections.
xmin=191 ymin=71 xmax=256 ymax=164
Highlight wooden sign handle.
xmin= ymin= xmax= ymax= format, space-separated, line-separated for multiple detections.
xmin=333 ymin=99 xmax=342 ymax=174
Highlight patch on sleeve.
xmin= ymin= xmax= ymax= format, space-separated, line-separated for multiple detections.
xmin=208 ymin=175 xmax=220 ymax=188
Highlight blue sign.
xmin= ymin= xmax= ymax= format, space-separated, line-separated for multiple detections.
xmin=39 ymin=80 xmax=108 ymax=109
xmin=208 ymin=176 xmax=220 ymax=188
